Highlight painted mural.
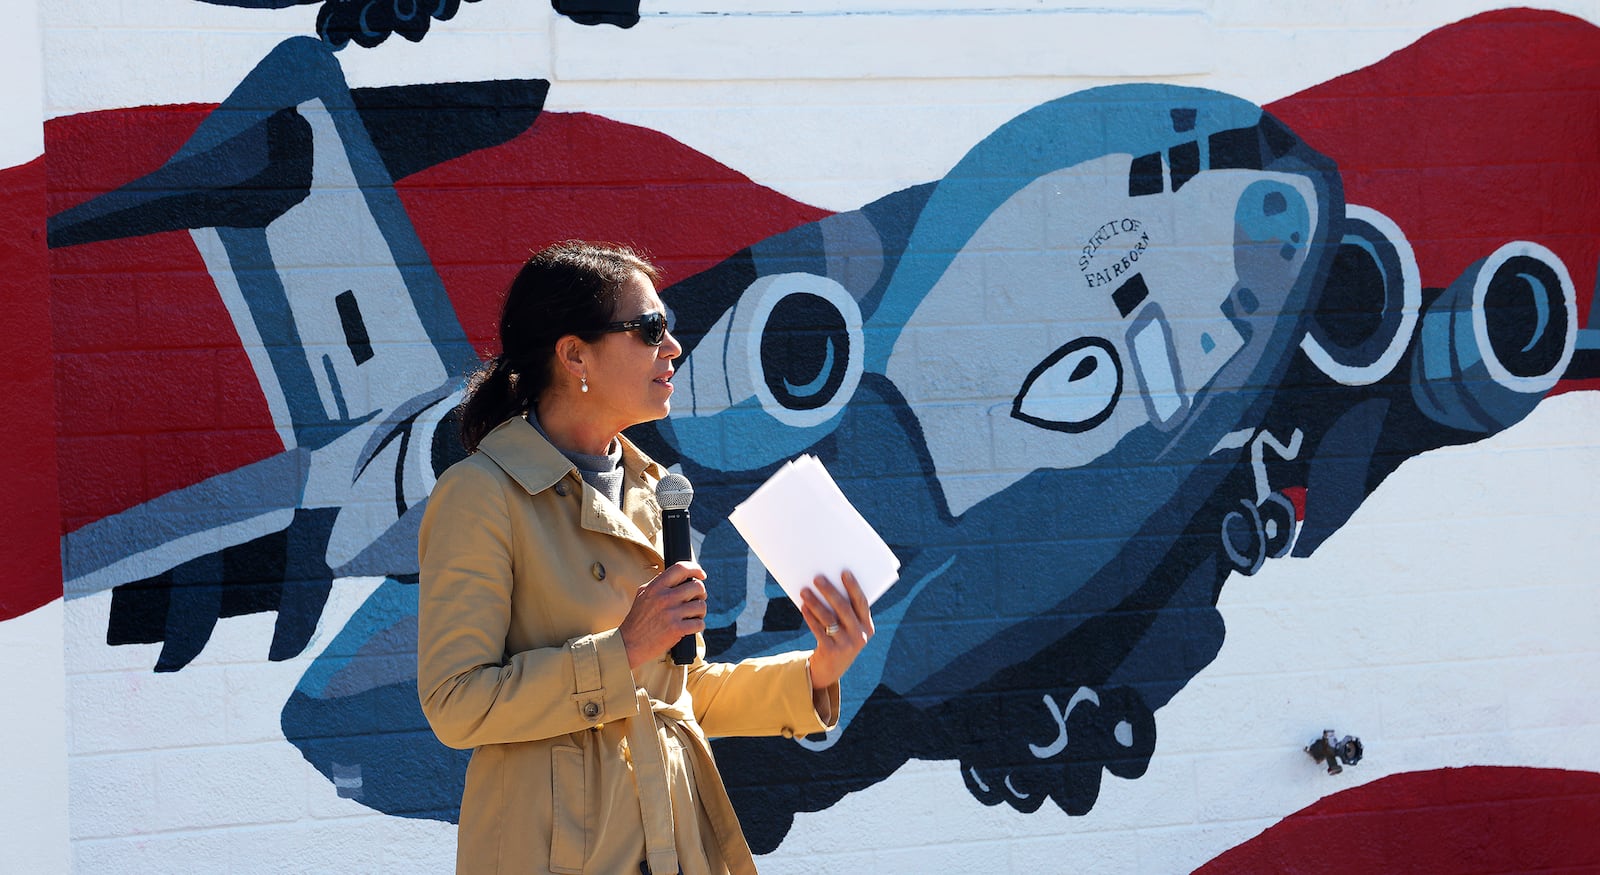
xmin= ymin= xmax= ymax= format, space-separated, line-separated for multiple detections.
xmin=190 ymin=0 xmax=642 ymax=47
xmin=24 ymin=5 xmax=1600 ymax=868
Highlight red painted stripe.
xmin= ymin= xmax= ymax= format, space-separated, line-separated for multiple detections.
xmin=1197 ymin=767 xmax=1600 ymax=874
xmin=0 ymin=156 xmax=63 ymax=619
xmin=394 ymin=110 xmax=831 ymax=358
xmin=1267 ymin=9 xmax=1600 ymax=356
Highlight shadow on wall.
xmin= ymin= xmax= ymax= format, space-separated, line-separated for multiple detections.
xmin=43 ymin=9 xmax=1600 ymax=854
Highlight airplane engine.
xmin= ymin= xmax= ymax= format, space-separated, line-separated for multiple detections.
xmin=666 ymin=271 xmax=866 ymax=471
xmin=1409 ymin=240 xmax=1577 ymax=434
xmin=1300 ymin=206 xmax=1421 ymax=386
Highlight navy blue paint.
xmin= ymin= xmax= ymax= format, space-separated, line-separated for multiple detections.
xmin=189 ymin=0 xmax=640 ymax=46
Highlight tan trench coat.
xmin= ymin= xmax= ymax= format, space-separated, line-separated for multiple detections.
xmin=418 ymin=417 xmax=838 ymax=875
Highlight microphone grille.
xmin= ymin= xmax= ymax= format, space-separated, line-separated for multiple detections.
xmin=655 ymin=472 xmax=694 ymax=510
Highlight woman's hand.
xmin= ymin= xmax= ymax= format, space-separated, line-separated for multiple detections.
xmin=619 ymin=561 xmax=707 ymax=671
xmin=802 ymin=570 xmax=875 ymax=690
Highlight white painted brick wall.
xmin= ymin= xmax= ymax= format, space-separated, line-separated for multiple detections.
xmin=10 ymin=2 xmax=1600 ymax=873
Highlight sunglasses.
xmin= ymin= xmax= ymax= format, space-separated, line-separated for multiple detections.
xmin=600 ymin=311 xmax=669 ymax=346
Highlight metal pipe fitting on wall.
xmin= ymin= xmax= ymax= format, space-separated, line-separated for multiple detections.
xmin=1306 ymin=729 xmax=1363 ymax=775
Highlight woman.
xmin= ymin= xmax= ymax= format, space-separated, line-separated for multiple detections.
xmin=418 ymin=241 xmax=873 ymax=875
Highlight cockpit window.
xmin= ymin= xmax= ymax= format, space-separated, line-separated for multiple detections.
xmin=1011 ymin=337 xmax=1123 ymax=433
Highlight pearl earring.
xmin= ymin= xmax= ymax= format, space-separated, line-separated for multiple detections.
xmin=580 ymin=376 xmax=589 ymax=393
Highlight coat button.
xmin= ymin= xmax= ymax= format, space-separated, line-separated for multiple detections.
xmin=591 ymin=562 xmax=606 ymax=581
xmin=780 ymin=727 xmax=795 ymax=739
xmin=554 ymin=482 xmax=570 ymax=497
xmin=583 ymin=701 xmax=601 ymax=720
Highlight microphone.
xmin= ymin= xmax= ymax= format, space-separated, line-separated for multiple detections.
xmin=654 ymin=473 xmax=698 ymax=665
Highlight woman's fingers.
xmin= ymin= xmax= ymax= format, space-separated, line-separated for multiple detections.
xmin=811 ymin=574 xmax=867 ymax=642
xmin=669 ymin=576 xmax=707 ymax=609
xmin=622 ymin=563 xmax=709 ymax=669
xmin=798 ymin=598 xmax=828 ymax=642
xmin=661 ymin=560 xmax=706 ymax=589
xmin=840 ymin=570 xmax=874 ymax=637
xmin=649 ymin=562 xmax=706 ymax=616
xmin=800 ymin=585 xmax=848 ymax=632
xmin=802 ymin=580 xmax=842 ymax=637
xmin=802 ymin=571 xmax=876 ymax=690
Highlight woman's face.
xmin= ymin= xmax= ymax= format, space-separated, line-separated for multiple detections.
xmin=583 ymin=270 xmax=682 ymax=431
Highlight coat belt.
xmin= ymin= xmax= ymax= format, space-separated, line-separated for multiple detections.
xmin=628 ymin=688 xmax=758 ymax=875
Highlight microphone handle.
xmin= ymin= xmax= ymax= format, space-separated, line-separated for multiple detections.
xmin=662 ymin=507 xmax=698 ymax=665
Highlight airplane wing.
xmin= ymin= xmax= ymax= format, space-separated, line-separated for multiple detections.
xmin=61 ymin=448 xmax=309 ymax=599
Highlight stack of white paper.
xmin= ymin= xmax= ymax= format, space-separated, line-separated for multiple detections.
xmin=727 ymin=455 xmax=900 ymax=609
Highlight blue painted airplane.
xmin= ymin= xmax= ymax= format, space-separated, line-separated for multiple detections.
xmin=629 ymin=86 xmax=1579 ymax=845
xmin=47 ymin=37 xmax=1586 ymax=845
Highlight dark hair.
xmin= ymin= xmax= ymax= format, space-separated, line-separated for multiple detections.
xmin=457 ymin=240 xmax=660 ymax=452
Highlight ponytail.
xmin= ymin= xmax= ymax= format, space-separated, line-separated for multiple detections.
xmin=457 ymin=355 xmax=525 ymax=454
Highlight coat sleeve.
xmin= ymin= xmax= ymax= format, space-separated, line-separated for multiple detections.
xmin=417 ymin=460 xmax=639 ymax=750
xmin=685 ymin=651 xmax=839 ymax=739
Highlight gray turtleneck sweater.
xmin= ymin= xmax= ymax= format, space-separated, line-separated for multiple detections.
xmin=527 ymin=412 xmax=624 ymax=507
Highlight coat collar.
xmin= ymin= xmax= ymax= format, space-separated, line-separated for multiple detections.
xmin=476 ymin=416 xmax=667 ymax=559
